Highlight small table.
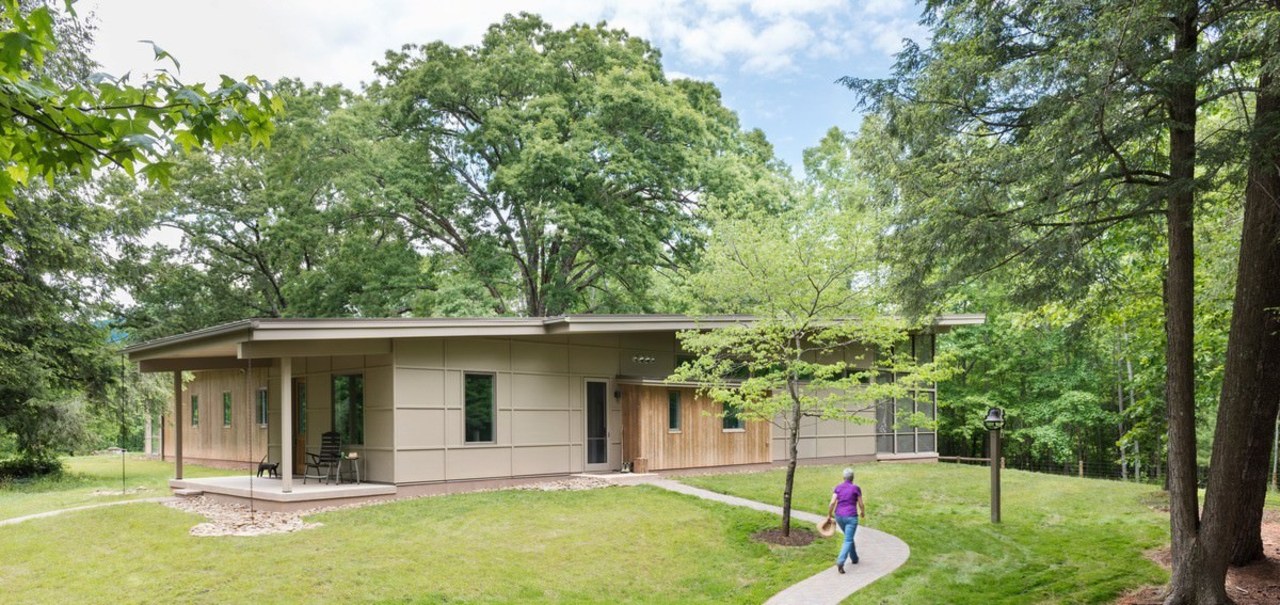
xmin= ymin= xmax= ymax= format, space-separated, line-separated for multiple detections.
xmin=338 ymin=456 xmax=362 ymax=484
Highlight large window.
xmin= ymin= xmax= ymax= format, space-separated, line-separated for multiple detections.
xmin=875 ymin=383 xmax=938 ymax=455
xmin=191 ymin=395 xmax=199 ymax=427
xmin=464 ymin=373 xmax=495 ymax=443
xmin=222 ymin=392 xmax=232 ymax=427
xmin=256 ymin=387 xmax=269 ymax=427
xmin=668 ymin=391 xmax=681 ymax=432
xmin=722 ymin=403 xmax=743 ymax=430
xmin=332 ymin=374 xmax=364 ymax=445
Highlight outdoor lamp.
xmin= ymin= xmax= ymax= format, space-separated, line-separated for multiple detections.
xmin=983 ymin=407 xmax=1005 ymax=431
xmin=984 ymin=406 xmax=1004 ymax=523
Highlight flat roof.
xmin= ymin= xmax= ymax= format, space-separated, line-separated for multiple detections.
xmin=124 ymin=313 xmax=986 ymax=363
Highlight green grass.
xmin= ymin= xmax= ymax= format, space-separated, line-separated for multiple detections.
xmin=681 ymin=463 xmax=1170 ymax=605
xmin=0 ymin=485 xmax=834 ymax=604
xmin=0 ymin=455 xmax=238 ymax=521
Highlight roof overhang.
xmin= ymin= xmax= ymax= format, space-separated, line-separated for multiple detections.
xmin=124 ymin=313 xmax=986 ymax=370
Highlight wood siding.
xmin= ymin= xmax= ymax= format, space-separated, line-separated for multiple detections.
xmin=163 ymin=368 xmax=271 ymax=465
xmin=621 ymin=384 xmax=770 ymax=470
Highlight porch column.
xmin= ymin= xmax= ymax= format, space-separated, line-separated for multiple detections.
xmin=173 ymin=370 xmax=183 ymax=480
xmin=280 ymin=356 xmax=292 ymax=493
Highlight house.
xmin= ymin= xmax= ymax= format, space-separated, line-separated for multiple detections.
xmin=124 ymin=314 xmax=983 ymax=507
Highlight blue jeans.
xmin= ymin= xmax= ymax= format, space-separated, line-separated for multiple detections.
xmin=836 ymin=515 xmax=859 ymax=565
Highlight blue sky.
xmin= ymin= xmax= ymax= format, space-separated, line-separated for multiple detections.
xmin=87 ymin=0 xmax=928 ymax=172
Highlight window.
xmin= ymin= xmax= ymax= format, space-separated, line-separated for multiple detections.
xmin=222 ymin=391 xmax=232 ymax=427
xmin=332 ymin=374 xmax=364 ymax=445
xmin=668 ymin=391 xmax=681 ymax=431
xmin=256 ymin=387 xmax=269 ymax=427
xmin=722 ymin=403 xmax=744 ymax=430
xmin=913 ymin=333 xmax=935 ymax=364
xmin=294 ymin=378 xmax=307 ymax=438
xmin=191 ymin=395 xmax=199 ymax=427
xmin=464 ymin=373 xmax=495 ymax=443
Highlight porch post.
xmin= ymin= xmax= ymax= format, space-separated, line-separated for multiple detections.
xmin=280 ymin=356 xmax=293 ymax=493
xmin=173 ymin=370 xmax=183 ymax=480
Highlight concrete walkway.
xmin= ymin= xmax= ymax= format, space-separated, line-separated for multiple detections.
xmin=642 ymin=479 xmax=910 ymax=605
xmin=0 ymin=497 xmax=173 ymax=527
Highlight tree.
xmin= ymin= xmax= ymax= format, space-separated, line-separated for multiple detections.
xmin=370 ymin=13 xmax=781 ymax=316
xmin=671 ymin=190 xmax=941 ymax=535
xmin=0 ymin=0 xmax=277 ymax=216
xmin=844 ymin=1 xmax=1279 ymax=600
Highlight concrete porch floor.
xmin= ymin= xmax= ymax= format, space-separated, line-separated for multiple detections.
xmin=170 ymin=476 xmax=397 ymax=512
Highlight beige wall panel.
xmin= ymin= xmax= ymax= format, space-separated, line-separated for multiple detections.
xmin=814 ymin=435 xmax=846 ymax=458
xmin=619 ymin=332 xmax=676 ymax=351
xmin=815 ymin=418 xmax=849 ymax=437
xmin=366 ymin=353 xmax=393 ymax=367
xmin=512 ymin=445 xmax=572 ymax=476
xmin=846 ymin=344 xmax=875 ymax=367
xmin=845 ymin=421 xmax=876 ymax=436
xmin=845 ymin=435 xmax=876 ymax=456
xmin=445 ymin=409 xmax=463 ymax=447
xmin=332 ymin=355 xmax=364 ymax=371
xmin=360 ymin=449 xmax=394 ymax=483
xmin=510 ymin=341 xmax=569 ymax=374
xmin=510 ymin=374 xmax=570 ymax=410
xmin=496 ymin=373 xmax=511 ymax=444
xmin=568 ymin=444 xmax=584 ymax=472
xmin=569 ymin=347 xmax=619 ymax=375
xmin=797 ymin=437 xmax=817 ymax=459
xmin=309 ymin=373 xmax=332 ymax=438
xmin=569 ymin=410 xmax=583 ymax=442
xmin=798 ymin=417 xmax=818 ymax=437
xmin=365 ymin=408 xmax=394 ymax=449
xmin=395 ymin=449 xmax=445 ymax=483
xmin=365 ymin=366 xmax=394 ymax=410
xmin=445 ymin=338 xmax=510 ymax=371
xmin=395 ymin=408 xmax=446 ymax=448
xmin=397 ymin=338 xmax=445 ymax=368
xmin=308 ymin=357 xmax=331 ymax=373
xmin=444 ymin=371 xmax=462 ymax=409
xmin=396 ymin=368 xmax=446 ymax=408
xmin=445 ymin=447 xmax=512 ymax=480
xmin=511 ymin=410 xmax=571 ymax=444
xmin=620 ymin=350 xmax=674 ymax=378
xmin=568 ymin=334 xmax=619 ymax=348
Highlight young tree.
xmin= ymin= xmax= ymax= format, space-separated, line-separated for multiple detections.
xmin=671 ymin=196 xmax=942 ymax=535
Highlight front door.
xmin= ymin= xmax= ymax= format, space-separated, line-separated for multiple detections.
xmin=585 ymin=380 xmax=611 ymax=471
xmin=292 ymin=377 xmax=307 ymax=474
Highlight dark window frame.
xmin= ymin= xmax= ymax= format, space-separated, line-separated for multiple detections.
xmin=332 ymin=374 xmax=365 ymax=446
xmin=256 ymin=387 xmax=269 ymax=428
xmin=191 ymin=394 xmax=199 ymax=427
xmin=722 ymin=402 xmax=744 ymax=431
xmin=222 ymin=391 xmax=232 ymax=428
xmin=668 ymin=391 xmax=681 ymax=432
xmin=463 ymin=372 xmax=496 ymax=444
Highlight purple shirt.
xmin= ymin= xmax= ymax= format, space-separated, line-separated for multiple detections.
xmin=834 ymin=482 xmax=861 ymax=517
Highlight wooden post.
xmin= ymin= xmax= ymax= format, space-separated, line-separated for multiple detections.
xmin=144 ymin=413 xmax=152 ymax=456
xmin=173 ymin=371 xmax=183 ymax=480
xmin=280 ymin=357 xmax=292 ymax=494
xmin=990 ymin=429 xmax=1001 ymax=523
xmin=1079 ymin=460 xmax=1084 ymax=478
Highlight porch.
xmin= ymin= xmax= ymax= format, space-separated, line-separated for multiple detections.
xmin=170 ymin=476 xmax=397 ymax=513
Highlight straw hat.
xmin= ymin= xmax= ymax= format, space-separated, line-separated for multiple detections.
xmin=817 ymin=517 xmax=836 ymax=537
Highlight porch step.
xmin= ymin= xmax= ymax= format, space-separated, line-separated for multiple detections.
xmin=173 ymin=488 xmax=204 ymax=497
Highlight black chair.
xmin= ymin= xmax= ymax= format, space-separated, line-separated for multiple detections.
xmin=303 ymin=431 xmax=341 ymax=484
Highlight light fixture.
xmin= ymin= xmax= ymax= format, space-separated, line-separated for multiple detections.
xmin=983 ymin=407 xmax=1005 ymax=431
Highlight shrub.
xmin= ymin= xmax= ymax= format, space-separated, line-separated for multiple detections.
xmin=0 ymin=457 xmax=64 ymax=481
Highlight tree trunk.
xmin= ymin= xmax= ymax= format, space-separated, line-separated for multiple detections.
xmin=1221 ymin=68 xmax=1280 ymax=568
xmin=781 ymin=397 xmax=803 ymax=536
xmin=1163 ymin=2 xmax=1211 ymax=602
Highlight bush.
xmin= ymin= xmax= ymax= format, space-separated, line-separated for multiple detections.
xmin=0 ymin=457 xmax=64 ymax=481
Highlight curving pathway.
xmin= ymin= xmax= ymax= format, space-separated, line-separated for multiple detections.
xmin=642 ymin=478 xmax=910 ymax=605
xmin=0 ymin=497 xmax=174 ymax=527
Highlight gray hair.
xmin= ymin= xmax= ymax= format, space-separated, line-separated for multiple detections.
xmin=842 ymin=467 xmax=854 ymax=480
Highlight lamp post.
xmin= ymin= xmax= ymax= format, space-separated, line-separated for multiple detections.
xmin=983 ymin=407 xmax=1005 ymax=523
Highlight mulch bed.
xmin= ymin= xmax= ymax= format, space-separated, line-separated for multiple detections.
xmin=1115 ymin=510 xmax=1280 ymax=605
xmin=753 ymin=527 xmax=817 ymax=547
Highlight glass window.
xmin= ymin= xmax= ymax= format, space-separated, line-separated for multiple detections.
xmin=722 ymin=403 xmax=743 ymax=430
xmin=913 ymin=333 xmax=934 ymax=364
xmin=256 ymin=388 xmax=269 ymax=427
xmin=222 ymin=391 xmax=232 ymax=427
xmin=191 ymin=395 xmax=199 ymax=427
xmin=332 ymin=374 xmax=364 ymax=445
xmin=668 ymin=391 xmax=681 ymax=431
xmin=876 ymin=434 xmax=895 ymax=453
xmin=918 ymin=433 xmax=936 ymax=452
xmin=464 ymin=373 xmax=495 ymax=443
xmin=897 ymin=434 xmax=916 ymax=453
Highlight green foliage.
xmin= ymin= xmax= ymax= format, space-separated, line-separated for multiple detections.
xmin=0 ymin=455 xmax=61 ymax=480
xmin=371 ymin=14 xmax=782 ymax=316
xmin=0 ymin=0 xmax=278 ymax=216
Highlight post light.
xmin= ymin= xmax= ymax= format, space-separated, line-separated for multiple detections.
xmin=984 ymin=407 xmax=1004 ymax=523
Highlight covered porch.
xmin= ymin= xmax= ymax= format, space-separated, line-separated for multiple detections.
xmin=171 ymin=476 xmax=397 ymax=512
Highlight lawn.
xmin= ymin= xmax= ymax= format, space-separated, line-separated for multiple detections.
xmin=0 ymin=484 xmax=833 ymax=604
xmin=0 ymin=455 xmax=239 ymax=521
xmin=681 ymin=463 xmax=1171 ymax=604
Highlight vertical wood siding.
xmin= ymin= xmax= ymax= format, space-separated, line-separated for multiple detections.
xmin=621 ymin=384 xmax=771 ymax=470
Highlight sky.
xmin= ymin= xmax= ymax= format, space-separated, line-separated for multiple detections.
xmin=84 ymin=0 xmax=929 ymax=174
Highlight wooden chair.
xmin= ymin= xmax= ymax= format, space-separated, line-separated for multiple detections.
xmin=303 ymin=431 xmax=342 ymax=484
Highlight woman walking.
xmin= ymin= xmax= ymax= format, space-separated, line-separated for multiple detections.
xmin=825 ymin=467 xmax=865 ymax=574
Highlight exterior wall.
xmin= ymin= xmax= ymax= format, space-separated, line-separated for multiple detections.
xmin=621 ymin=385 xmax=770 ymax=470
xmin=391 ymin=333 xmax=677 ymax=484
xmin=166 ymin=354 xmax=395 ymax=482
xmin=163 ymin=367 xmax=272 ymax=466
